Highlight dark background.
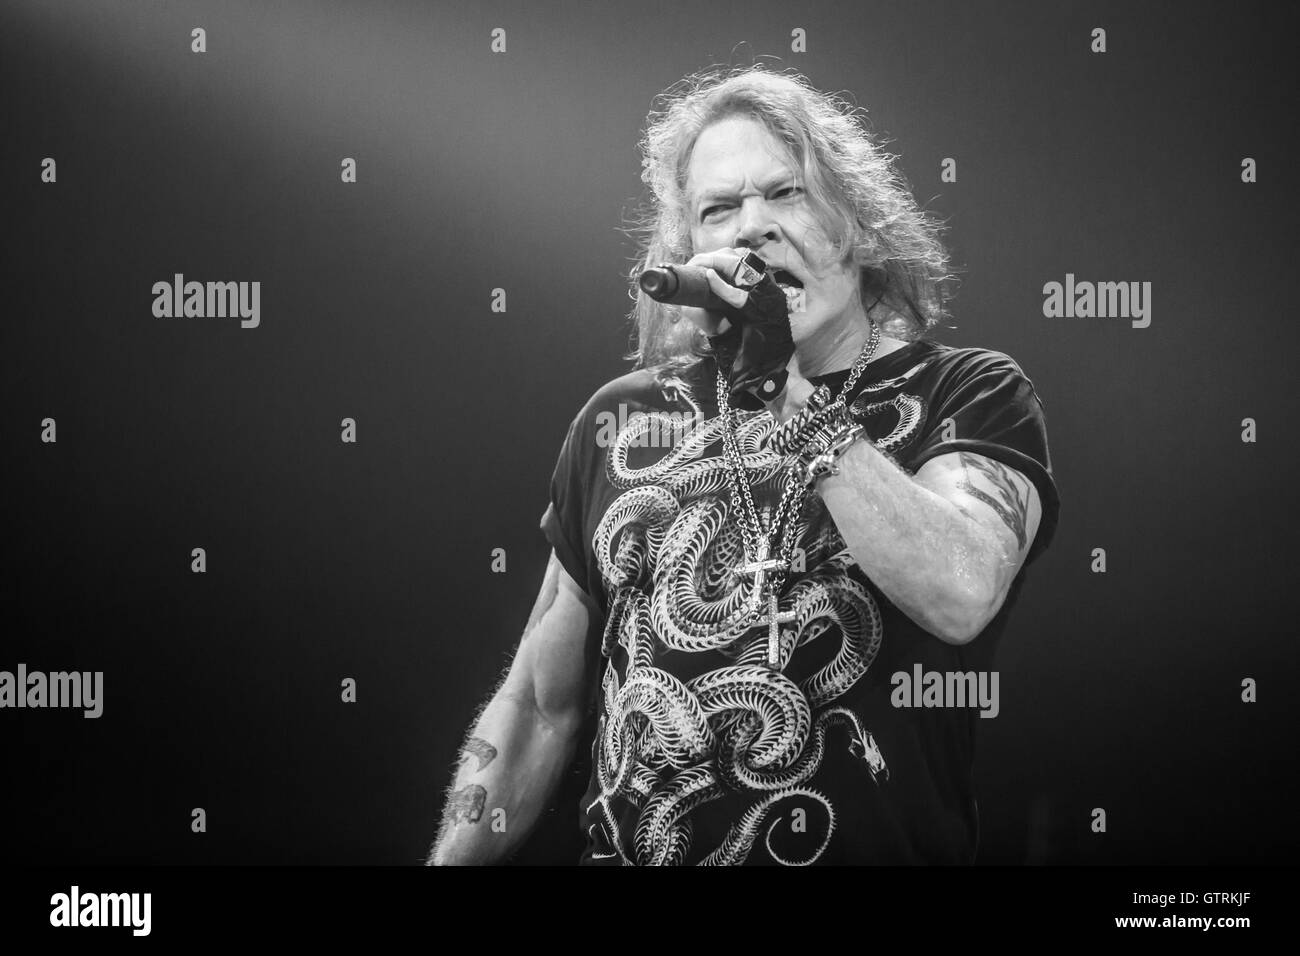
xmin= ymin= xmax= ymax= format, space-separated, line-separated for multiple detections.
xmin=2 ymin=0 xmax=1295 ymax=865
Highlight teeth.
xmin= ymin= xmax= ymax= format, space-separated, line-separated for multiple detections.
xmin=780 ymin=284 xmax=806 ymax=314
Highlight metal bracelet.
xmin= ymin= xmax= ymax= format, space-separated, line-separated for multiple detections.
xmin=768 ymin=388 xmax=841 ymax=456
xmin=799 ymin=422 xmax=866 ymax=487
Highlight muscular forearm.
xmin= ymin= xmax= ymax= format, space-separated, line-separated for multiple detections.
xmin=816 ymin=438 xmax=997 ymax=643
xmin=768 ymin=374 xmax=998 ymax=644
xmin=428 ymin=692 xmax=581 ymax=865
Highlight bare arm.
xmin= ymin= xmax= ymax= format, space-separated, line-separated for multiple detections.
xmin=427 ymin=550 xmax=598 ymax=865
xmin=686 ymin=248 xmax=1043 ymax=646
xmin=817 ymin=438 xmax=1041 ymax=644
xmin=771 ymin=374 xmax=1042 ymax=644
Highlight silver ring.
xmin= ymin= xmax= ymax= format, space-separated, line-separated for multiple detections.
xmin=730 ymin=251 xmax=767 ymax=289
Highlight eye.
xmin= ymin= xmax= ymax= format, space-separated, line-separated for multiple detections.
xmin=701 ymin=205 xmax=727 ymax=221
xmin=773 ymin=185 xmax=801 ymax=199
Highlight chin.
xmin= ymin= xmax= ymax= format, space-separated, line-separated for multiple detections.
xmin=790 ymin=309 xmax=829 ymax=344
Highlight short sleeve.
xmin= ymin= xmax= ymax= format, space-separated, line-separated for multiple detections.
xmin=909 ymin=351 xmax=1060 ymax=567
xmin=539 ymin=405 xmax=595 ymax=601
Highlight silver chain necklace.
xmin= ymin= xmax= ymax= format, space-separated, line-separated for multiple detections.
xmin=717 ymin=322 xmax=882 ymax=668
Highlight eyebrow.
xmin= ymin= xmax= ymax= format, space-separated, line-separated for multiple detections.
xmin=694 ymin=173 xmax=798 ymax=208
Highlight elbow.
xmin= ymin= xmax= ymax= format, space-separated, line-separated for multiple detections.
xmin=536 ymin=705 xmax=585 ymax=741
xmin=498 ymin=686 xmax=585 ymax=743
xmin=940 ymin=620 xmax=983 ymax=647
xmin=933 ymin=581 xmax=999 ymax=646
xmin=532 ymin=691 xmax=587 ymax=741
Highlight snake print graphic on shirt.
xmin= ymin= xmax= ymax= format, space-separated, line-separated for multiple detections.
xmin=585 ymin=359 xmax=932 ymax=865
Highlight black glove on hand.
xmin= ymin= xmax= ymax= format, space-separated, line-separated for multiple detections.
xmin=706 ymin=271 xmax=795 ymax=412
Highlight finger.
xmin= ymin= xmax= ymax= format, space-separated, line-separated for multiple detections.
xmin=705 ymin=268 xmax=748 ymax=309
xmin=687 ymin=250 xmax=742 ymax=275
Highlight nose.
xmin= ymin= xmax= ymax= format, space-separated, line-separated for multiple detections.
xmin=733 ymin=199 xmax=780 ymax=250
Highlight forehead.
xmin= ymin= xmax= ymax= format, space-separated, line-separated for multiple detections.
xmin=685 ymin=116 xmax=798 ymax=202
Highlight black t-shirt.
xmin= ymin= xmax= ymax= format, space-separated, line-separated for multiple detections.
xmin=539 ymin=338 xmax=1060 ymax=865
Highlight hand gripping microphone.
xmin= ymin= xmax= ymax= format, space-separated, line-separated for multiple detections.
xmin=637 ymin=263 xmax=733 ymax=312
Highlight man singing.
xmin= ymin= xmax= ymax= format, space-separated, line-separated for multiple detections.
xmin=429 ymin=65 xmax=1060 ymax=866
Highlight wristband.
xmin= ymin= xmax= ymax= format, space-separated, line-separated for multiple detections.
xmin=798 ymin=422 xmax=866 ymax=487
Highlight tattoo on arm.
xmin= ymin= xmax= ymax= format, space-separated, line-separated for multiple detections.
xmin=954 ymin=452 xmax=1030 ymax=552
xmin=461 ymin=736 xmax=498 ymax=772
xmin=441 ymin=784 xmax=487 ymax=827
xmin=952 ymin=502 xmax=977 ymax=524
xmin=430 ymin=556 xmax=571 ymax=861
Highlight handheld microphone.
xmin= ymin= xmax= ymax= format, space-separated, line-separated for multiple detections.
xmin=637 ymin=264 xmax=732 ymax=312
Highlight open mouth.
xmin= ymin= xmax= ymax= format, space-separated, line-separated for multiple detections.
xmin=770 ymin=268 xmax=804 ymax=289
xmin=770 ymin=268 xmax=806 ymax=314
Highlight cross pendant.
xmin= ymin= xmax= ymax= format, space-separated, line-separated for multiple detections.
xmin=735 ymin=538 xmax=787 ymax=594
xmin=761 ymin=590 xmax=798 ymax=669
xmin=735 ymin=539 xmax=795 ymax=669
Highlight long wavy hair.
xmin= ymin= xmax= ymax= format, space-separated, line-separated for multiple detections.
xmin=622 ymin=64 xmax=959 ymax=380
